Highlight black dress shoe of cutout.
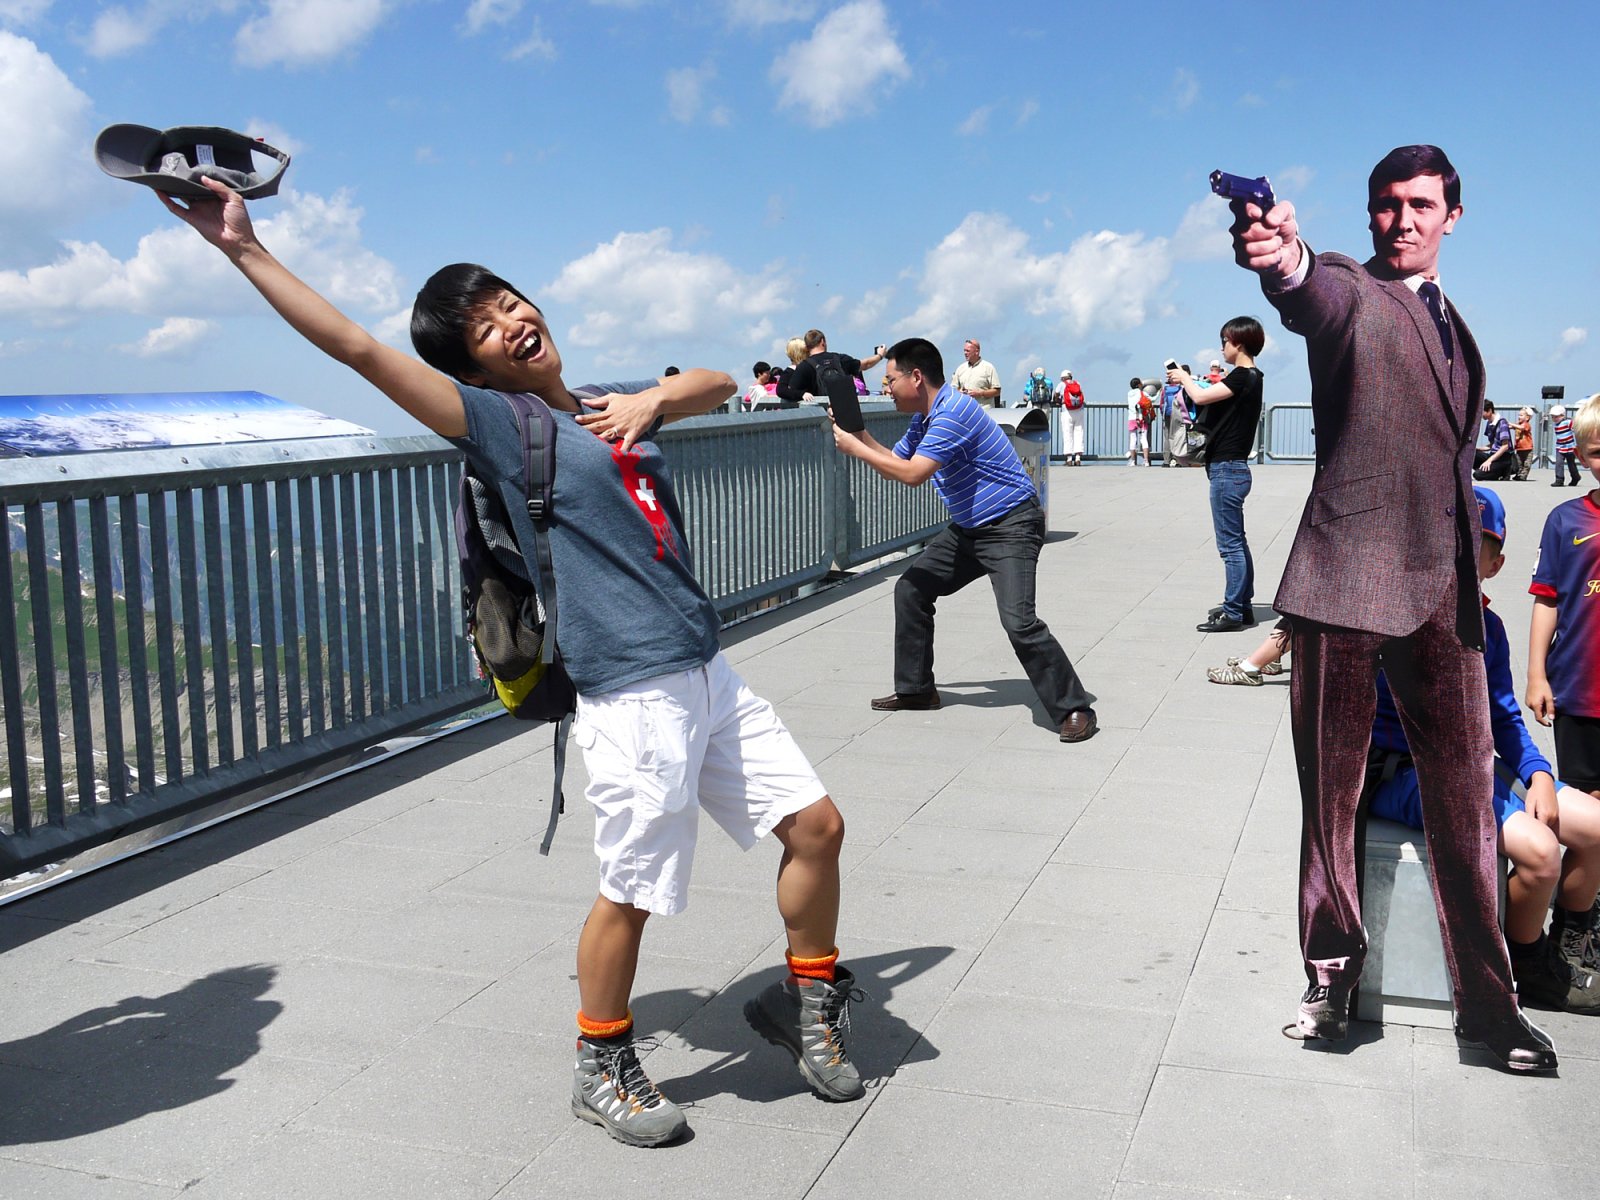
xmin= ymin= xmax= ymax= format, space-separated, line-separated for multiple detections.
xmin=1295 ymin=982 xmax=1352 ymax=1040
xmin=1454 ymin=1011 xmax=1559 ymax=1073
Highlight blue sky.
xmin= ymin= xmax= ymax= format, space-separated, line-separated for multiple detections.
xmin=1 ymin=1 xmax=1596 ymax=437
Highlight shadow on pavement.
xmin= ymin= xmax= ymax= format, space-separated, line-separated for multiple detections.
xmin=647 ymin=945 xmax=954 ymax=1105
xmin=0 ymin=964 xmax=281 ymax=1146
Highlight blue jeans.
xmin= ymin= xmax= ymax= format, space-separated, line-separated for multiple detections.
xmin=1207 ymin=458 xmax=1254 ymax=620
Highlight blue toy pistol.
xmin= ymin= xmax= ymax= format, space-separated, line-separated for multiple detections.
xmin=1209 ymin=170 xmax=1275 ymax=208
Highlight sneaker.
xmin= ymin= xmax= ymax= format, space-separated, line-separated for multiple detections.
xmin=1226 ymin=654 xmax=1285 ymax=677
xmin=571 ymin=1034 xmax=687 ymax=1147
xmin=1293 ymin=981 xmax=1351 ymax=1040
xmin=745 ymin=967 xmax=865 ymax=1101
xmin=1208 ymin=662 xmax=1263 ymax=686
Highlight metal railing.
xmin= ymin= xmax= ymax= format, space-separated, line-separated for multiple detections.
xmin=1 ymin=407 xmax=946 ymax=875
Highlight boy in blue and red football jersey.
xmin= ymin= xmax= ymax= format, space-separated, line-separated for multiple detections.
xmin=1529 ymin=393 xmax=1600 ymax=762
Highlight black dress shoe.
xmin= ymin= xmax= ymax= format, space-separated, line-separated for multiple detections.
xmin=1059 ymin=708 xmax=1098 ymax=742
xmin=1454 ymin=1011 xmax=1559 ymax=1073
xmin=1197 ymin=615 xmax=1249 ymax=633
xmin=870 ymin=689 xmax=941 ymax=712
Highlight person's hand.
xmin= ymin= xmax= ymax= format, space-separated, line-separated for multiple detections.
xmin=1230 ymin=198 xmax=1301 ymax=282
xmin=829 ymin=412 xmax=865 ymax=456
xmin=576 ymin=389 xmax=660 ymax=452
xmin=1527 ymin=677 xmax=1557 ymax=726
xmin=1167 ymin=366 xmax=1192 ymax=386
xmin=156 ymin=174 xmax=258 ymax=259
xmin=1526 ymin=772 xmax=1559 ymax=832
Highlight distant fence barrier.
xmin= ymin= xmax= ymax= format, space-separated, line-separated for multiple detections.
xmin=0 ymin=404 xmax=945 ymax=876
xmin=1036 ymin=401 xmax=1315 ymax=462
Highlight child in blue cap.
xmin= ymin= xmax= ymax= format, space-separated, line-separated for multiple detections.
xmin=1369 ymin=486 xmax=1600 ymax=1012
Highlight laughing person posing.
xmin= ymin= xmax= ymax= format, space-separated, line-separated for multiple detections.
xmin=159 ymin=176 xmax=865 ymax=1147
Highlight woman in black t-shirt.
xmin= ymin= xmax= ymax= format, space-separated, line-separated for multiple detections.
xmin=1170 ymin=316 xmax=1266 ymax=632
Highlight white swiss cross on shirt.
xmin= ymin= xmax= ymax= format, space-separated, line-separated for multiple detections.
xmin=634 ymin=479 xmax=658 ymax=512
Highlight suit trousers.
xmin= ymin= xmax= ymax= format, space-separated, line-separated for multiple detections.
xmin=1290 ymin=585 xmax=1518 ymax=1023
xmin=892 ymin=501 xmax=1090 ymax=723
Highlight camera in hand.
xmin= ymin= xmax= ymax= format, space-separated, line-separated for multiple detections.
xmin=1209 ymin=170 xmax=1275 ymax=208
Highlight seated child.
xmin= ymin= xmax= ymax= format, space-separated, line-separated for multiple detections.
xmin=1369 ymin=487 xmax=1600 ymax=1012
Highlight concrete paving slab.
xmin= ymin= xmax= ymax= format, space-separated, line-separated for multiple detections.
xmin=0 ymin=1158 xmax=179 ymax=1199
xmin=229 ymin=840 xmax=480 ymax=915
xmin=966 ymin=919 xmax=1201 ymax=1014
xmin=807 ymin=1083 xmax=1135 ymax=1200
xmin=1119 ymin=1065 xmax=1413 ymax=1199
xmin=179 ymin=1127 xmax=522 ymax=1200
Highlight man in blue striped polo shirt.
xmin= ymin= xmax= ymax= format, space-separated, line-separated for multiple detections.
xmin=830 ymin=337 xmax=1097 ymax=742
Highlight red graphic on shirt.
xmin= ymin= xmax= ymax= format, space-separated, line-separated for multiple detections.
xmin=612 ymin=444 xmax=680 ymax=562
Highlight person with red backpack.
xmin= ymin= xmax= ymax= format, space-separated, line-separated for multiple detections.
xmin=1058 ymin=370 xmax=1086 ymax=465
xmin=1127 ymin=377 xmax=1153 ymax=466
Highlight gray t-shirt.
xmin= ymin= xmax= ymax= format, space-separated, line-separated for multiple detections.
xmin=450 ymin=380 xmax=721 ymax=696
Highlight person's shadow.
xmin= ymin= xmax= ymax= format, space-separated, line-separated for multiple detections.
xmin=0 ymin=965 xmax=281 ymax=1146
xmin=643 ymin=945 xmax=953 ymax=1105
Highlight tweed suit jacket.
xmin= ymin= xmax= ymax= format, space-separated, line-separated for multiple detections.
xmin=1266 ymin=249 xmax=1486 ymax=649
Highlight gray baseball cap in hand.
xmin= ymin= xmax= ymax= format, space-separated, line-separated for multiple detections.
xmin=94 ymin=124 xmax=291 ymax=199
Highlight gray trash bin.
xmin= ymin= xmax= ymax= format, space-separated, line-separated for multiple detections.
xmin=989 ymin=407 xmax=1051 ymax=520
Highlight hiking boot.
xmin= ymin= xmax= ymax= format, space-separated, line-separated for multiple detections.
xmin=1512 ymin=935 xmax=1600 ymax=1015
xmin=745 ymin=966 xmax=865 ymax=1101
xmin=1552 ymin=906 xmax=1596 ymax=976
xmin=1208 ymin=662 xmax=1264 ymax=686
xmin=571 ymin=1034 xmax=687 ymax=1147
xmin=1292 ymin=981 xmax=1351 ymax=1040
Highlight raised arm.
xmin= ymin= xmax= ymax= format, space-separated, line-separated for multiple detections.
xmin=159 ymin=177 xmax=467 ymax=437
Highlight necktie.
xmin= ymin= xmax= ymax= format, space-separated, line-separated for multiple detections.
xmin=1417 ymin=281 xmax=1454 ymax=362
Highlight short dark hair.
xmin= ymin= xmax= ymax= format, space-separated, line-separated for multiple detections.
xmin=1368 ymin=144 xmax=1460 ymax=211
xmin=411 ymin=263 xmax=536 ymax=381
xmin=803 ymin=329 xmax=826 ymax=351
xmin=752 ymin=361 xmax=771 ymax=377
xmin=885 ymin=337 xmax=944 ymax=385
xmin=1219 ymin=315 xmax=1266 ymax=356
xmin=1129 ymin=377 xmax=1142 ymax=389
xmin=663 ymin=366 xmax=680 ymax=376
xmin=1482 ymin=399 xmax=1495 ymax=413
xmin=1181 ymin=364 xmax=1191 ymax=372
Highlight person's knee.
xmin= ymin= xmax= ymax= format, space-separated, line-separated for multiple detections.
xmin=1512 ymin=828 xmax=1562 ymax=891
xmin=779 ymin=796 xmax=844 ymax=859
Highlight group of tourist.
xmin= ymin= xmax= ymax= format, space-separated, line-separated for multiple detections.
xmin=153 ymin=138 xmax=1600 ymax=1156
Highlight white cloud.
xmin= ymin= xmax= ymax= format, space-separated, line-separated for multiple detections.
xmin=849 ymin=286 xmax=892 ymax=329
xmin=369 ymin=305 xmax=412 ymax=346
xmin=86 ymin=5 xmax=151 ymax=56
xmin=245 ymin=117 xmax=305 ymax=158
xmin=1274 ymin=164 xmax=1314 ymax=196
xmin=955 ymin=104 xmax=994 ymax=137
xmin=1016 ymin=98 xmax=1038 ymax=126
xmin=898 ymin=212 xmax=1172 ymax=341
xmin=666 ymin=63 xmax=730 ymax=125
xmin=1171 ymin=197 xmax=1232 ymax=262
xmin=0 ymin=1 xmax=53 ymax=25
xmin=1555 ymin=326 xmax=1588 ymax=360
xmin=236 ymin=0 xmax=391 ymax=68
xmin=727 ymin=0 xmax=815 ymax=24
xmin=1171 ymin=67 xmax=1198 ymax=111
xmin=506 ymin=24 xmax=555 ymax=60
xmin=544 ymin=228 xmax=789 ymax=359
xmin=121 ymin=316 xmax=214 ymax=357
xmin=0 ymin=188 xmax=401 ymax=321
xmin=463 ymin=0 xmax=520 ymax=35
xmin=772 ymin=0 xmax=910 ymax=128
xmin=0 ymin=33 xmax=101 ymax=260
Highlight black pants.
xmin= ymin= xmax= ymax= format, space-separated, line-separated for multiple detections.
xmin=892 ymin=501 xmax=1090 ymax=723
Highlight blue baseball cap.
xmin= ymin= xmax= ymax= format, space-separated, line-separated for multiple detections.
xmin=1473 ymin=485 xmax=1506 ymax=544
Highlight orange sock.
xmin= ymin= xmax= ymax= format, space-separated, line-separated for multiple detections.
xmin=787 ymin=947 xmax=838 ymax=983
xmin=577 ymin=1010 xmax=633 ymax=1040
